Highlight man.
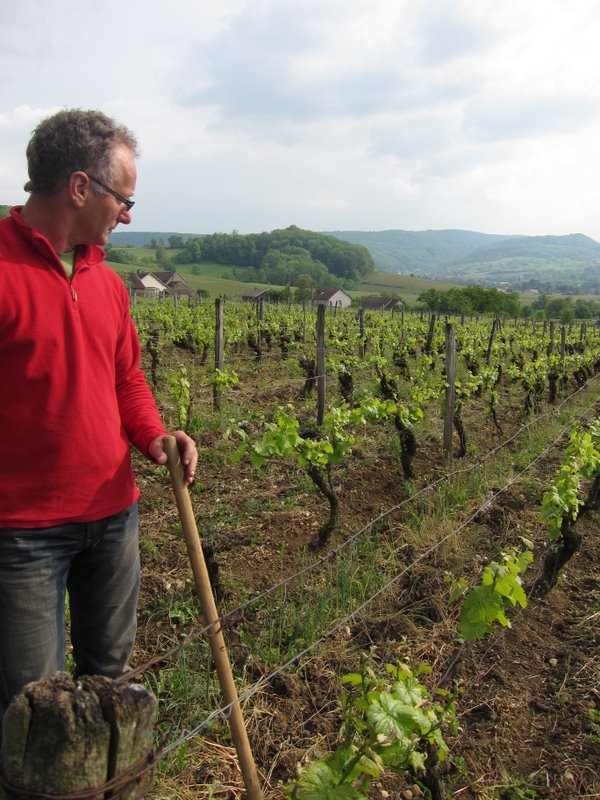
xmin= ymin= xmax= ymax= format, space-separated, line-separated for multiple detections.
xmin=0 ymin=109 xmax=197 ymax=720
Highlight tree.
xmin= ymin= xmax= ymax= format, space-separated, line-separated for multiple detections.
xmin=168 ymin=235 xmax=184 ymax=249
xmin=442 ymin=287 xmax=474 ymax=315
xmin=106 ymin=248 xmax=136 ymax=265
xmin=175 ymin=237 xmax=202 ymax=264
xmin=574 ymin=299 xmax=600 ymax=319
xmin=417 ymin=289 xmax=442 ymax=310
xmin=295 ymin=274 xmax=314 ymax=304
xmin=545 ymin=297 xmax=574 ymax=323
xmin=462 ymin=285 xmax=490 ymax=312
xmin=260 ymin=247 xmax=331 ymax=288
xmin=502 ymin=291 xmax=522 ymax=318
xmin=155 ymin=243 xmax=170 ymax=268
xmin=531 ymin=293 xmax=548 ymax=311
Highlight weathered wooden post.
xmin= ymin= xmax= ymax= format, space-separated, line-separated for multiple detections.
xmin=485 ymin=317 xmax=497 ymax=365
xmin=214 ymin=297 xmax=224 ymax=411
xmin=547 ymin=320 xmax=555 ymax=356
xmin=358 ymin=308 xmax=365 ymax=359
xmin=1 ymin=673 xmax=157 ymax=799
xmin=424 ymin=314 xmax=436 ymax=355
xmin=316 ymin=303 xmax=326 ymax=426
xmin=256 ymin=297 xmax=264 ymax=354
xmin=302 ymin=298 xmax=307 ymax=343
xmin=443 ymin=323 xmax=456 ymax=459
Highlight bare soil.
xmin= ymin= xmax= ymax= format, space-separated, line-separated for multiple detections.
xmin=133 ymin=360 xmax=600 ymax=800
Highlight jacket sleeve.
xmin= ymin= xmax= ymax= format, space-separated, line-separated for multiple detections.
xmin=114 ymin=297 xmax=168 ymax=458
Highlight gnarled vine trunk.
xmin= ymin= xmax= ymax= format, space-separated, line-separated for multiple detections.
xmin=537 ymin=519 xmax=582 ymax=595
xmin=306 ymin=463 xmax=339 ymax=547
xmin=394 ymin=416 xmax=418 ymax=480
xmin=453 ymin=410 xmax=467 ymax=458
xmin=338 ymin=371 xmax=353 ymax=406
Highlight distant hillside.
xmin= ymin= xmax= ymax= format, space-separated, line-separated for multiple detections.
xmin=325 ymin=229 xmax=512 ymax=272
xmin=456 ymin=233 xmax=600 ymax=265
xmin=327 ymin=229 xmax=600 ymax=292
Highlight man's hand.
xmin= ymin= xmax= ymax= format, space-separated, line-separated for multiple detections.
xmin=149 ymin=431 xmax=198 ymax=485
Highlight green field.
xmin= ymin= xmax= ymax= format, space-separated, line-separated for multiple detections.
xmin=357 ymin=270 xmax=460 ymax=306
xmin=108 ymin=244 xmax=600 ymax=311
xmin=108 ymin=246 xmax=469 ymax=307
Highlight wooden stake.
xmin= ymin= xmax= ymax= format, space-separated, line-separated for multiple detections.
xmin=214 ymin=297 xmax=224 ymax=412
xmin=443 ymin=323 xmax=456 ymax=458
xmin=164 ymin=437 xmax=263 ymax=800
xmin=316 ymin=303 xmax=326 ymax=426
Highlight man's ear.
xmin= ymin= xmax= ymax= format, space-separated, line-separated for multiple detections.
xmin=69 ymin=171 xmax=90 ymax=208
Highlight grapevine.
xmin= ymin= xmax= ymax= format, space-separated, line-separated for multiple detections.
xmin=537 ymin=418 xmax=600 ymax=591
xmin=285 ymin=659 xmax=456 ymax=800
xmin=450 ymin=544 xmax=533 ymax=641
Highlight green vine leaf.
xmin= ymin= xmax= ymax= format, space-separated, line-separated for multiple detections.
xmin=289 ymin=760 xmax=359 ymax=799
xmin=460 ymin=584 xmax=508 ymax=640
xmin=453 ymin=546 xmax=533 ymax=642
xmin=286 ymin=658 xmax=455 ymax=798
xmin=368 ymin=694 xmax=429 ymax=739
xmin=392 ymin=676 xmax=427 ymax=706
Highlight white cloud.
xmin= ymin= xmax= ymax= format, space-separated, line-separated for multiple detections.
xmin=2 ymin=0 xmax=600 ymax=241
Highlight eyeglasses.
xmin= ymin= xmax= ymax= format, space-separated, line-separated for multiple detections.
xmin=87 ymin=174 xmax=135 ymax=211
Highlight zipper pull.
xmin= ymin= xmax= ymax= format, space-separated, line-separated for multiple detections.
xmin=70 ymin=285 xmax=78 ymax=302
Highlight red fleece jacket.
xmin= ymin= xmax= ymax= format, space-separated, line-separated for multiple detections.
xmin=0 ymin=208 xmax=167 ymax=527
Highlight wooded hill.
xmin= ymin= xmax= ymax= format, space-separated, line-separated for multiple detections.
xmin=110 ymin=225 xmax=375 ymax=287
xmin=326 ymin=229 xmax=510 ymax=272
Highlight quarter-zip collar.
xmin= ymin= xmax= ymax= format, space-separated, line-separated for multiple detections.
xmin=9 ymin=206 xmax=106 ymax=275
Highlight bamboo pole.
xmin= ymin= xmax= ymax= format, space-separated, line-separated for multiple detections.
xmin=164 ymin=437 xmax=263 ymax=800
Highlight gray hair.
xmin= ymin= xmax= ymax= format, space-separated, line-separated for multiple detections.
xmin=24 ymin=108 xmax=139 ymax=194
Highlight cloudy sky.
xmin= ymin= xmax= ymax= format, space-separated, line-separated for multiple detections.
xmin=3 ymin=0 xmax=600 ymax=241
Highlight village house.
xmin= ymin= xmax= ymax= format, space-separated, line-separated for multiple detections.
xmin=241 ymin=287 xmax=273 ymax=303
xmin=128 ymin=270 xmax=195 ymax=299
xmin=314 ymin=288 xmax=352 ymax=308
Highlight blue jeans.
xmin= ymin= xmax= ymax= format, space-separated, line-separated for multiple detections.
xmin=0 ymin=503 xmax=140 ymax=721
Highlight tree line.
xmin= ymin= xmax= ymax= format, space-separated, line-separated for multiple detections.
xmin=417 ymin=285 xmax=600 ymax=320
xmin=417 ymin=286 xmax=521 ymax=317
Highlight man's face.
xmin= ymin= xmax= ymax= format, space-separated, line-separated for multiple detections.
xmin=84 ymin=144 xmax=137 ymax=247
